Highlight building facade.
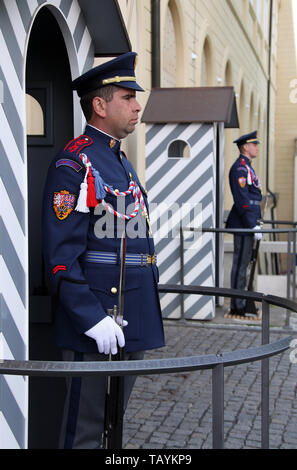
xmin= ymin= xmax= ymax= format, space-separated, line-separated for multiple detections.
xmin=117 ymin=0 xmax=281 ymax=217
xmin=274 ymin=0 xmax=297 ymax=223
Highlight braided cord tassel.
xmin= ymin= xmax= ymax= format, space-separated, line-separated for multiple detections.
xmin=75 ymin=154 xmax=91 ymax=213
xmin=75 ymin=153 xmax=146 ymax=220
xmin=100 ymin=181 xmax=145 ymax=220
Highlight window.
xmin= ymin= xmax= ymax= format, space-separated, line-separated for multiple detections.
xmin=256 ymin=0 xmax=262 ymax=23
xmin=26 ymin=81 xmax=53 ymax=145
xmin=26 ymin=94 xmax=44 ymax=136
xmin=168 ymin=139 xmax=191 ymax=159
xmin=263 ymin=0 xmax=269 ymax=40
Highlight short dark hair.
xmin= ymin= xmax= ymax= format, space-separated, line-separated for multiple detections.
xmin=80 ymin=85 xmax=118 ymax=121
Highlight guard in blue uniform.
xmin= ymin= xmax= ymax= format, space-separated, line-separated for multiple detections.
xmin=225 ymin=131 xmax=262 ymax=318
xmin=42 ymin=52 xmax=165 ymax=448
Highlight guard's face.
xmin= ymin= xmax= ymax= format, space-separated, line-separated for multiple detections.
xmin=103 ymin=87 xmax=142 ymax=140
xmin=246 ymin=142 xmax=259 ymax=159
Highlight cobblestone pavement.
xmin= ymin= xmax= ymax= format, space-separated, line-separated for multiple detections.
xmin=123 ymin=316 xmax=297 ymax=450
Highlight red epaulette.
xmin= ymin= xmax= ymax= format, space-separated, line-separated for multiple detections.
xmin=64 ymin=135 xmax=93 ymax=155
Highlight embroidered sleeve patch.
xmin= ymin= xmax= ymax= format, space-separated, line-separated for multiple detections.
xmin=238 ymin=177 xmax=246 ymax=188
xmin=56 ymin=159 xmax=82 ymax=172
xmin=53 ymin=190 xmax=76 ymax=220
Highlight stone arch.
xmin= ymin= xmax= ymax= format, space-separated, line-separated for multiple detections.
xmin=24 ymin=2 xmax=93 ymax=135
xmin=224 ymin=60 xmax=233 ymax=86
xmin=249 ymin=91 xmax=255 ymax=129
xmin=200 ymin=35 xmax=213 ymax=86
xmin=221 ymin=48 xmax=233 ymax=86
xmin=238 ymin=79 xmax=247 ymax=133
xmin=161 ymin=0 xmax=186 ymax=86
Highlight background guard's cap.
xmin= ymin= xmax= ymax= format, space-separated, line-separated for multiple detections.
xmin=233 ymin=130 xmax=260 ymax=148
xmin=72 ymin=52 xmax=144 ymax=97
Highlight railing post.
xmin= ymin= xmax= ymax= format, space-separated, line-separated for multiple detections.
xmin=180 ymin=225 xmax=185 ymax=320
xmin=261 ymin=299 xmax=270 ymax=449
xmin=286 ymin=231 xmax=291 ymax=327
xmin=293 ymin=229 xmax=296 ymax=303
xmin=212 ymin=361 xmax=224 ymax=449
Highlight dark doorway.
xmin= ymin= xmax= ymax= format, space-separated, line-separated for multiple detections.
xmin=26 ymin=6 xmax=73 ymax=448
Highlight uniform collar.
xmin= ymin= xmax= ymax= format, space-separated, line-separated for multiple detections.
xmin=85 ymin=124 xmax=121 ymax=153
xmin=239 ymin=153 xmax=252 ymax=165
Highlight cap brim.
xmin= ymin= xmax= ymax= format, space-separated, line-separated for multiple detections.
xmin=113 ymin=81 xmax=145 ymax=92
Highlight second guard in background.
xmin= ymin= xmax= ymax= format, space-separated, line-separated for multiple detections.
xmin=225 ymin=131 xmax=262 ymax=319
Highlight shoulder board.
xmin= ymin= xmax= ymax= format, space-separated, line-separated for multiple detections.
xmin=64 ymin=134 xmax=93 ymax=155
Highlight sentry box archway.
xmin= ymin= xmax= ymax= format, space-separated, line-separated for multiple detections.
xmin=0 ymin=0 xmax=130 ymax=449
xmin=142 ymin=87 xmax=239 ymax=321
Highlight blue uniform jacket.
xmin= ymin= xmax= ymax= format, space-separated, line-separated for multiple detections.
xmin=226 ymin=154 xmax=262 ymax=233
xmin=42 ymin=125 xmax=165 ymax=353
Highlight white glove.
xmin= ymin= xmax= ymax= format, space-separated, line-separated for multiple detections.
xmin=253 ymin=225 xmax=262 ymax=241
xmin=114 ymin=316 xmax=128 ymax=328
xmin=85 ymin=316 xmax=125 ymax=355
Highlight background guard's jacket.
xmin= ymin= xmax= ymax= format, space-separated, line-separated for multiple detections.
xmin=226 ymin=154 xmax=262 ymax=233
xmin=42 ymin=124 xmax=165 ymax=353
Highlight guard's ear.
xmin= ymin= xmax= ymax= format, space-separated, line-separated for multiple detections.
xmin=92 ymin=96 xmax=107 ymax=118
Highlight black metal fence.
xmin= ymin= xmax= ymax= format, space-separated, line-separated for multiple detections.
xmin=179 ymin=225 xmax=297 ymax=323
xmin=262 ymin=220 xmax=297 ymax=277
xmin=0 ymin=286 xmax=295 ymax=449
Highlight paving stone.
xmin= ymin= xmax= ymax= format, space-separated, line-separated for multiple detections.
xmin=123 ymin=319 xmax=297 ymax=450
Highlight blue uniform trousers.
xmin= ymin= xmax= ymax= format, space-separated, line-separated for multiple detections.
xmin=230 ymin=234 xmax=254 ymax=311
xmin=59 ymin=349 xmax=144 ymax=449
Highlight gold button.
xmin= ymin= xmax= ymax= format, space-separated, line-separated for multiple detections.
xmin=129 ymin=172 xmax=132 ymax=180
xmin=111 ymin=287 xmax=117 ymax=294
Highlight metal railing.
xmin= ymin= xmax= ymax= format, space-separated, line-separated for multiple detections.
xmin=261 ymin=220 xmax=297 ymax=279
xmin=0 ymin=287 xmax=295 ymax=449
xmin=180 ymin=225 xmax=297 ymax=324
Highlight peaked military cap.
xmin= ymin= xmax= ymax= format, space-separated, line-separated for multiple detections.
xmin=72 ymin=52 xmax=144 ymax=97
xmin=233 ymin=130 xmax=260 ymax=148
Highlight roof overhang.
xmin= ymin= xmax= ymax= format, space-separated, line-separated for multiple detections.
xmin=141 ymin=87 xmax=239 ymax=128
xmin=78 ymin=0 xmax=131 ymax=56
